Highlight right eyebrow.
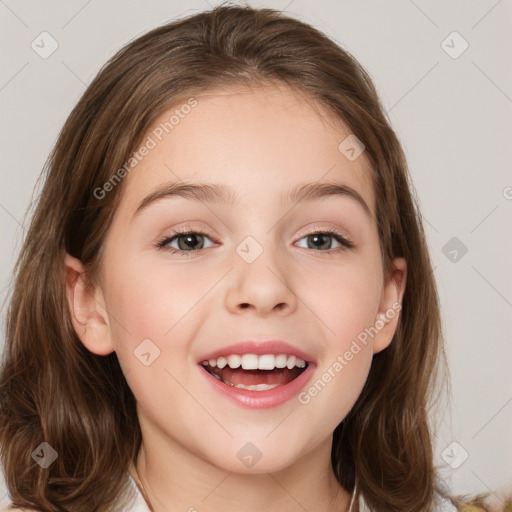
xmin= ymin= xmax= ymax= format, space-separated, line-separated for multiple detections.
xmin=133 ymin=182 xmax=238 ymax=218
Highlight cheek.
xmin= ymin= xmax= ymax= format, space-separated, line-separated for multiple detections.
xmin=104 ymin=255 xmax=210 ymax=341
xmin=103 ymin=258 xmax=206 ymax=407
xmin=100 ymin=255 xmax=216 ymax=395
xmin=294 ymin=254 xmax=381 ymax=418
xmin=298 ymin=256 xmax=383 ymax=342
xmin=296 ymin=263 xmax=378 ymax=426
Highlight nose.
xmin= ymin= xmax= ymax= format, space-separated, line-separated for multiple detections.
xmin=224 ymin=240 xmax=298 ymax=317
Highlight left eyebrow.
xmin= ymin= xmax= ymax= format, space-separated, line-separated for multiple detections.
xmin=133 ymin=180 xmax=373 ymax=219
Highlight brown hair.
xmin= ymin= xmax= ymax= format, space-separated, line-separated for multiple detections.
xmin=0 ymin=3 xmax=500 ymax=511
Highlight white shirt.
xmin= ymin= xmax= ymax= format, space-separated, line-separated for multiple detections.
xmin=121 ymin=472 xmax=152 ymax=511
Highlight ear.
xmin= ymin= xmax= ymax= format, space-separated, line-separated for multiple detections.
xmin=64 ymin=254 xmax=115 ymax=356
xmin=372 ymin=257 xmax=407 ymax=354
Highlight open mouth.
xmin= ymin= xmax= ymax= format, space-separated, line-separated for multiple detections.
xmin=200 ymin=354 xmax=309 ymax=391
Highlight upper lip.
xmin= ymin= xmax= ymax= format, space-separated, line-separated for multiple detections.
xmin=198 ymin=340 xmax=316 ymax=364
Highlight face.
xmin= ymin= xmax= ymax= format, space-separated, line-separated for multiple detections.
xmin=67 ymin=83 xmax=406 ymax=474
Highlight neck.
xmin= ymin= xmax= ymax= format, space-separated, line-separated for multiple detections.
xmin=129 ymin=425 xmax=353 ymax=512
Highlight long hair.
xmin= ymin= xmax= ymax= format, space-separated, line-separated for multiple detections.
xmin=0 ymin=4 xmax=494 ymax=511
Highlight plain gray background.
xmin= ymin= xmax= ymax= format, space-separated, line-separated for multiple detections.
xmin=1 ymin=0 xmax=511 ymax=506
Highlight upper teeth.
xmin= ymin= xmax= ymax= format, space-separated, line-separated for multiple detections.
xmin=201 ymin=354 xmax=307 ymax=370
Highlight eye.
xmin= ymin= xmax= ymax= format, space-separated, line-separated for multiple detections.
xmin=155 ymin=228 xmax=216 ymax=255
xmin=295 ymin=228 xmax=355 ymax=252
xmin=155 ymin=226 xmax=354 ymax=257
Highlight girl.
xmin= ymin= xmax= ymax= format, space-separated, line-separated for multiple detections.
xmin=0 ymin=4 xmax=507 ymax=512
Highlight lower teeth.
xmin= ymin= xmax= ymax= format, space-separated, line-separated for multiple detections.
xmin=233 ymin=383 xmax=281 ymax=391
xmin=208 ymin=370 xmax=281 ymax=391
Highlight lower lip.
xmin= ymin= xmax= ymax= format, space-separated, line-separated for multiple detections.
xmin=198 ymin=363 xmax=316 ymax=409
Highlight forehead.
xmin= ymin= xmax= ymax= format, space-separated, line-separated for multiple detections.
xmin=118 ymin=83 xmax=375 ymax=217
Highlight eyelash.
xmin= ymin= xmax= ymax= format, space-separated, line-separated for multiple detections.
xmin=155 ymin=225 xmax=355 ymax=257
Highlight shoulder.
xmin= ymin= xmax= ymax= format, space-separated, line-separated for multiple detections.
xmin=437 ymin=495 xmax=458 ymax=511
xmin=358 ymin=490 xmax=510 ymax=512
xmin=442 ymin=493 xmax=512 ymax=512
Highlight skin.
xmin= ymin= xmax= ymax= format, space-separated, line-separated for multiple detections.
xmin=64 ymin=83 xmax=406 ymax=512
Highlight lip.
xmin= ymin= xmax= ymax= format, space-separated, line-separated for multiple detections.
xmin=198 ymin=361 xmax=316 ymax=409
xmin=198 ymin=340 xmax=316 ymax=364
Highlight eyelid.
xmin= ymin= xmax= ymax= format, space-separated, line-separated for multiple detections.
xmin=296 ymin=224 xmax=351 ymax=239
xmin=158 ymin=223 xmax=218 ymax=240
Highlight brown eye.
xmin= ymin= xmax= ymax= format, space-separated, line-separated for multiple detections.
xmin=174 ymin=233 xmax=205 ymax=251
xmin=306 ymin=233 xmax=334 ymax=250
xmin=295 ymin=229 xmax=354 ymax=252
xmin=156 ymin=230 xmax=216 ymax=254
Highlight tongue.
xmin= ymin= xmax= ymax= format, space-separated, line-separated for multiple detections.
xmin=216 ymin=367 xmax=301 ymax=387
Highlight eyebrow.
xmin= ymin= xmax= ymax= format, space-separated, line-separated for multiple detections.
xmin=133 ymin=180 xmax=372 ymax=219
